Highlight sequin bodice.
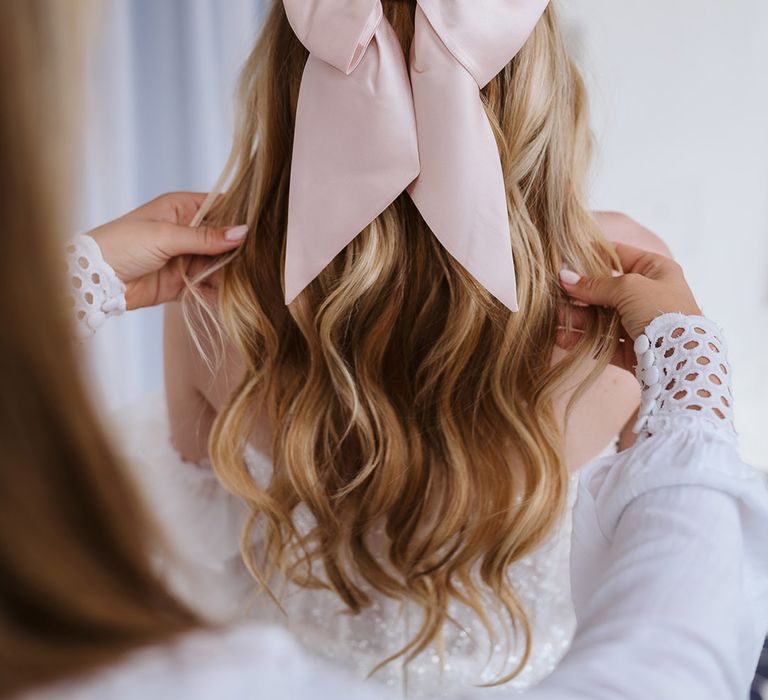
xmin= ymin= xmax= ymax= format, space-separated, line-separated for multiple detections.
xmin=118 ymin=398 xmax=593 ymax=700
xmin=245 ymin=448 xmax=579 ymax=699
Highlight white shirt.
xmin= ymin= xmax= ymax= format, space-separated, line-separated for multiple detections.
xmin=50 ymin=310 xmax=767 ymax=699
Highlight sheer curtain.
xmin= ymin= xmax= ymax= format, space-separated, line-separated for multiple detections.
xmin=79 ymin=0 xmax=266 ymax=410
xmin=80 ymin=1 xmax=768 ymax=467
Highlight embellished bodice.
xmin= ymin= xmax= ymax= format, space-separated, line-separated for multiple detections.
xmin=117 ymin=398 xmax=610 ymax=699
xmin=242 ymin=448 xmax=580 ymax=698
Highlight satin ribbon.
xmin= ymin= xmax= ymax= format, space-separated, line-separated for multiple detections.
xmin=283 ymin=0 xmax=550 ymax=311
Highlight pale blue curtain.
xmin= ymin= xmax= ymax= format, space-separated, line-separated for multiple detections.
xmin=80 ymin=0 xmax=267 ymax=409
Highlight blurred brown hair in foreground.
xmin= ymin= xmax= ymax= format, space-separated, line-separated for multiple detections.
xmin=0 ymin=2 xmax=199 ymax=696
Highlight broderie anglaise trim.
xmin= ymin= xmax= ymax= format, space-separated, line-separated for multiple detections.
xmin=633 ymin=313 xmax=735 ymax=439
xmin=66 ymin=234 xmax=126 ymax=340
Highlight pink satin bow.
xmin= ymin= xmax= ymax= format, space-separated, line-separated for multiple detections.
xmin=283 ymin=0 xmax=550 ymax=311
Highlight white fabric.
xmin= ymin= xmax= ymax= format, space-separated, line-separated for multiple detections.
xmin=116 ymin=396 xmax=584 ymax=696
xmin=23 ymin=624 xmax=389 ymax=700
xmin=529 ymin=410 xmax=768 ymax=699
xmin=632 ymin=313 xmax=734 ymax=437
xmin=39 ymin=314 xmax=768 ymax=699
xmin=66 ymin=235 xmax=126 ymax=340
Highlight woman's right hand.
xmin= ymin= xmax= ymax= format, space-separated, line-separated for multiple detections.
xmin=88 ymin=192 xmax=246 ymax=311
xmin=558 ymin=243 xmax=702 ymax=370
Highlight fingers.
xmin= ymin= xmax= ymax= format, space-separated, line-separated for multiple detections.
xmin=123 ymin=192 xmax=224 ymax=225
xmin=559 ymin=242 xmax=674 ymax=307
xmin=182 ymin=192 xmax=210 ymax=208
xmin=613 ymin=242 xmax=678 ymax=279
xmin=612 ymin=242 xmax=651 ymax=273
xmin=157 ymin=192 xmax=223 ymax=226
xmin=559 ymin=268 xmax=623 ymax=307
xmin=157 ymin=222 xmax=248 ymax=258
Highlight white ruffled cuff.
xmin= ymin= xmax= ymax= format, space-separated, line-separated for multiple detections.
xmin=66 ymin=234 xmax=126 ymax=340
xmin=632 ymin=313 xmax=735 ymax=440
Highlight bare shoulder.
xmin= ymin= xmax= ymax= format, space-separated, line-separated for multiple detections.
xmin=593 ymin=211 xmax=673 ymax=258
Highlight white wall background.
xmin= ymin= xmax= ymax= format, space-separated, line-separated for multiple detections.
xmin=82 ymin=0 xmax=768 ymax=468
xmin=560 ymin=0 xmax=768 ymax=466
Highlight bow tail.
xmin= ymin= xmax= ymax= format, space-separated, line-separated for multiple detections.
xmin=285 ymin=20 xmax=420 ymax=304
xmin=407 ymin=8 xmax=519 ymax=312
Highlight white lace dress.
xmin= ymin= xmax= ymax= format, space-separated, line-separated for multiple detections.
xmin=114 ymin=395 xmax=618 ymax=698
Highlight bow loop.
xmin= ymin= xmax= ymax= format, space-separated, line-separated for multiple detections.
xmin=282 ymin=0 xmax=420 ymax=304
xmin=283 ymin=0 xmax=383 ymax=74
xmin=416 ymin=0 xmax=550 ymax=87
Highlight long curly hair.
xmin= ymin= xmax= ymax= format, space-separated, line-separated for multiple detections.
xmin=190 ymin=0 xmax=619 ymax=683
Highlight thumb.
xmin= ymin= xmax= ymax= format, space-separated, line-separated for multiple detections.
xmin=158 ymin=223 xmax=248 ymax=258
xmin=559 ymin=268 xmax=621 ymax=307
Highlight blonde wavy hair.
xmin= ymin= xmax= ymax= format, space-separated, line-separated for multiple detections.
xmin=190 ymin=0 xmax=619 ymax=684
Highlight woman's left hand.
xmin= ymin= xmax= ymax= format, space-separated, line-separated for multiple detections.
xmin=556 ymin=243 xmax=700 ymax=373
xmin=88 ymin=192 xmax=247 ymax=310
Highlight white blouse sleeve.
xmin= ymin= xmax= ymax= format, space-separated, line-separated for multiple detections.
xmin=522 ymin=313 xmax=768 ymax=700
xmin=66 ymin=234 xmax=126 ymax=340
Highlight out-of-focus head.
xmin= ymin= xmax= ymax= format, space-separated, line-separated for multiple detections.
xmin=0 ymin=3 xmax=198 ymax=696
xmin=195 ymin=0 xmax=620 ymax=683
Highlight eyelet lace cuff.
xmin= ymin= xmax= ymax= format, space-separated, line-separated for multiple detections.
xmin=66 ymin=234 xmax=126 ymax=340
xmin=633 ymin=313 xmax=735 ymax=439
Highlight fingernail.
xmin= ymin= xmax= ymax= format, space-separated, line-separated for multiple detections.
xmin=225 ymin=225 xmax=249 ymax=241
xmin=559 ymin=268 xmax=582 ymax=286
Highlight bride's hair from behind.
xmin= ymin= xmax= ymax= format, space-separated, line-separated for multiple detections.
xmin=195 ymin=0 xmax=620 ymax=683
